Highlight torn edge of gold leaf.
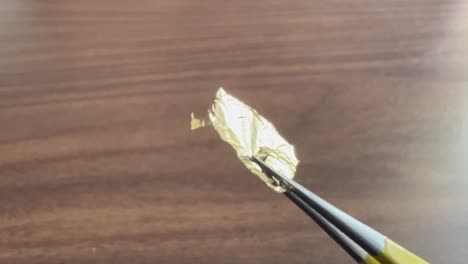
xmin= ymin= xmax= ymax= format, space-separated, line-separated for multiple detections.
xmin=190 ymin=112 xmax=210 ymax=130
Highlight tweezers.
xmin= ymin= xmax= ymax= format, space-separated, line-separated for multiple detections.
xmin=251 ymin=156 xmax=429 ymax=264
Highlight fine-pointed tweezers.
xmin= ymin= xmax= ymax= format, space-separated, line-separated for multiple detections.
xmin=251 ymin=157 xmax=429 ymax=264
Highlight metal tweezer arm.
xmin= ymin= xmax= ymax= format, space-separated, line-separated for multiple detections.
xmin=251 ymin=157 xmax=429 ymax=264
xmin=285 ymin=191 xmax=371 ymax=263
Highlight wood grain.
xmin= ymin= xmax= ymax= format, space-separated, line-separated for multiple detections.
xmin=1 ymin=0 xmax=467 ymax=263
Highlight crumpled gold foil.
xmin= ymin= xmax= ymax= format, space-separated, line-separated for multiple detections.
xmin=191 ymin=88 xmax=299 ymax=192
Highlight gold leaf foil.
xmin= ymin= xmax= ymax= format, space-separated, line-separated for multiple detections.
xmin=191 ymin=88 xmax=299 ymax=192
xmin=190 ymin=112 xmax=209 ymax=130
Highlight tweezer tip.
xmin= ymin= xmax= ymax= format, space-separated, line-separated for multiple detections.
xmin=250 ymin=156 xmax=293 ymax=191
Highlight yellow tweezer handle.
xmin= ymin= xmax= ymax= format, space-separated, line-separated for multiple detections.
xmin=361 ymin=254 xmax=381 ymax=264
xmin=360 ymin=239 xmax=428 ymax=264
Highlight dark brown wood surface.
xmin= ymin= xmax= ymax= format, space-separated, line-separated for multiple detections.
xmin=1 ymin=1 xmax=467 ymax=263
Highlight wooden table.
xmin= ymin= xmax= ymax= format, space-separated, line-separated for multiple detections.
xmin=1 ymin=1 xmax=467 ymax=263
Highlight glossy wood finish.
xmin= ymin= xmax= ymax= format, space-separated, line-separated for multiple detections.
xmin=1 ymin=1 xmax=467 ymax=263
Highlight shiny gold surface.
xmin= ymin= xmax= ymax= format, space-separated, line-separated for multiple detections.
xmin=192 ymin=88 xmax=299 ymax=192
